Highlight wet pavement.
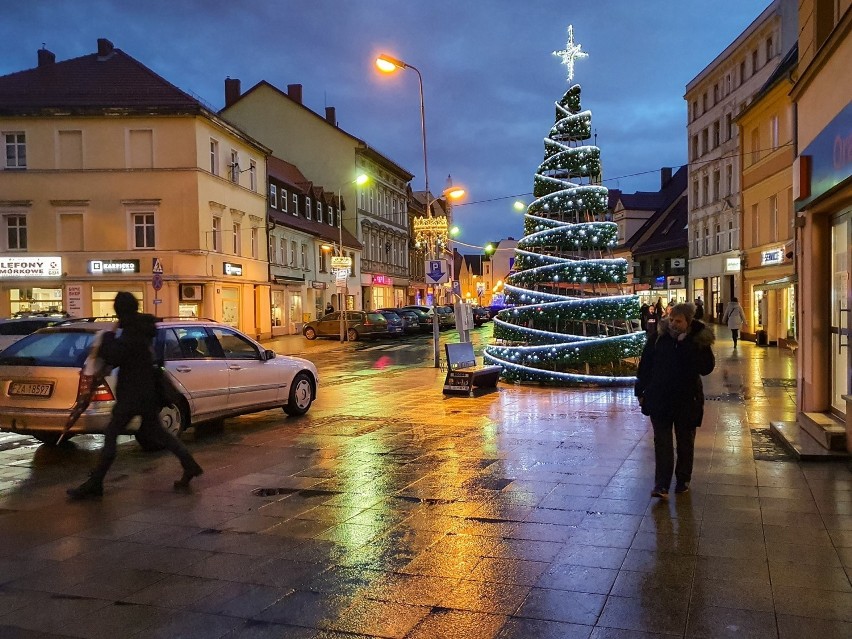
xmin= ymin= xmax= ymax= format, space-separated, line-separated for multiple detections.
xmin=0 ymin=326 xmax=850 ymax=638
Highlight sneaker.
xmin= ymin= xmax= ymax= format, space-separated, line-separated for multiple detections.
xmin=675 ymin=481 xmax=690 ymax=494
xmin=650 ymin=486 xmax=669 ymax=498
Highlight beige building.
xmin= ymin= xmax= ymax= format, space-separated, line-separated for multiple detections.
xmin=685 ymin=0 xmax=797 ymax=321
xmin=737 ymin=45 xmax=797 ymax=347
xmin=791 ymin=2 xmax=852 ymax=445
xmin=220 ymin=80 xmax=413 ymax=311
xmin=0 ymin=40 xmax=272 ymax=337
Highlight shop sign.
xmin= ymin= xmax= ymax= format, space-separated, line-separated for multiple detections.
xmin=0 ymin=256 xmax=62 ymax=278
xmin=331 ymin=256 xmax=352 ymax=269
xmin=652 ymin=276 xmax=666 ymax=289
xmin=761 ymin=247 xmax=784 ymax=266
xmin=311 ymin=281 xmax=327 ymax=289
xmin=725 ymin=257 xmax=741 ymax=272
xmin=667 ymin=275 xmax=685 ymax=288
xmin=67 ymin=284 xmax=83 ymax=316
xmin=373 ymin=274 xmax=393 ymax=286
xmin=223 ymin=262 xmax=243 ymax=276
xmin=88 ymin=259 xmax=140 ymax=275
xmin=797 ymin=100 xmax=852 ymax=209
xmin=670 ymin=258 xmax=686 ymax=268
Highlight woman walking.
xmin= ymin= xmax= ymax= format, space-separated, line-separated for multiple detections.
xmin=635 ymin=302 xmax=715 ymax=498
xmin=723 ymin=297 xmax=746 ymax=347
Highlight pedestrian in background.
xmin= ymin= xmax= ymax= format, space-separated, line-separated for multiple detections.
xmin=325 ymin=302 xmax=334 ymax=315
xmin=640 ymin=302 xmax=650 ymax=331
xmin=67 ymin=292 xmax=203 ymax=500
xmin=723 ymin=297 xmax=747 ymax=347
xmin=635 ymin=302 xmax=715 ymax=498
xmin=644 ymin=303 xmax=658 ymax=338
xmin=655 ymin=297 xmax=663 ymax=317
xmin=694 ymin=297 xmax=705 ymax=320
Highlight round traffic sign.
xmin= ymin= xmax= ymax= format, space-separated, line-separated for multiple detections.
xmin=152 ymin=272 xmax=163 ymax=291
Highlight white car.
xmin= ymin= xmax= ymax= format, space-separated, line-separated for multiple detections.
xmin=0 ymin=319 xmax=318 ymax=447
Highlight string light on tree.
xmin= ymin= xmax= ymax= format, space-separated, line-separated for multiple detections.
xmin=484 ymin=25 xmax=642 ymax=387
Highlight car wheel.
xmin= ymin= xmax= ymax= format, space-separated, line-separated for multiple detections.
xmin=347 ymin=328 xmax=358 ymax=341
xmin=135 ymin=402 xmax=185 ymax=451
xmin=304 ymin=327 xmax=317 ymax=340
xmin=30 ymin=431 xmax=65 ymax=446
xmin=283 ymin=371 xmax=314 ymax=416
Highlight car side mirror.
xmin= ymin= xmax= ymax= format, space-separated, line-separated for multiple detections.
xmin=263 ymin=349 xmax=276 ymax=361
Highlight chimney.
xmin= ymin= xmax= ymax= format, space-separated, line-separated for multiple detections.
xmin=96 ymin=38 xmax=114 ymax=59
xmin=287 ymin=84 xmax=303 ymax=104
xmin=37 ymin=47 xmax=55 ymax=67
xmin=224 ymin=77 xmax=241 ymax=107
xmin=325 ymin=106 xmax=336 ymax=126
xmin=661 ymin=166 xmax=672 ymax=188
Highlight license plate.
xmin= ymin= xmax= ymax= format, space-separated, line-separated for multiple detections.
xmin=8 ymin=381 xmax=54 ymax=398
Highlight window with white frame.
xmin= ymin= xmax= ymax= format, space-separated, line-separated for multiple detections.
xmin=769 ymin=194 xmax=778 ymax=242
xmin=292 ymin=193 xmax=298 ymax=215
xmin=769 ymin=115 xmax=779 ymax=150
xmin=280 ymin=188 xmax=288 ymax=212
xmin=268 ymin=235 xmax=276 ymax=265
xmin=280 ymin=238 xmax=286 ymax=265
xmin=319 ymin=248 xmax=327 ymax=272
xmin=300 ymin=243 xmax=307 ymax=269
xmin=209 ymin=139 xmax=219 ymax=175
xmin=725 ymin=113 xmax=732 ymax=141
xmin=703 ymin=226 xmax=710 ymax=254
xmin=4 ymin=214 xmax=27 ymax=250
xmin=712 ymin=170 xmax=720 ymax=202
xmin=212 ymin=216 xmax=222 ymax=252
xmin=726 ymin=164 xmax=733 ymax=195
xmin=691 ymin=181 xmax=699 ymax=210
xmin=702 ymin=175 xmax=710 ymax=206
xmin=132 ymin=212 xmax=156 ymax=249
xmin=305 ymin=198 xmax=312 ymax=220
xmin=232 ymin=222 xmax=240 ymax=255
xmin=229 ymin=149 xmax=239 ymax=183
xmin=694 ymin=228 xmax=701 ymax=257
xmin=316 ymin=201 xmax=323 ymax=224
xmin=269 ymin=184 xmax=277 ymax=208
xmin=728 ymin=220 xmax=734 ymax=250
xmin=251 ymin=227 xmax=258 ymax=259
xmin=289 ymin=240 xmax=297 ymax=266
xmin=715 ymin=223 xmax=722 ymax=253
xmin=4 ymin=132 xmax=26 ymax=169
xmin=249 ymin=160 xmax=257 ymax=192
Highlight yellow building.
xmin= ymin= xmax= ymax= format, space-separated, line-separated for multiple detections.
xmin=791 ymin=3 xmax=852 ymax=445
xmin=0 ymin=40 xmax=272 ymax=337
xmin=737 ymin=45 xmax=797 ymax=347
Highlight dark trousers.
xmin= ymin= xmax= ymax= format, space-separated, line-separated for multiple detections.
xmin=91 ymin=405 xmax=195 ymax=482
xmin=731 ymin=328 xmax=740 ymax=344
xmin=651 ymin=416 xmax=696 ymax=488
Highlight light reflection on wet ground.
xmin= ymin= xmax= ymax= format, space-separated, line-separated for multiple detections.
xmin=0 ymin=326 xmax=849 ymax=637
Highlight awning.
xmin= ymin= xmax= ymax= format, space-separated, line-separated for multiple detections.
xmin=754 ymin=275 xmax=796 ymax=291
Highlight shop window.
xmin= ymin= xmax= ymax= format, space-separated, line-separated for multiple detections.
xmin=92 ymin=289 xmax=143 ymax=318
xmin=3 ymin=132 xmax=26 ymax=169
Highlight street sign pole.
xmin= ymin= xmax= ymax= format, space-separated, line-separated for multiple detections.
xmin=425 ymin=259 xmax=449 ymax=368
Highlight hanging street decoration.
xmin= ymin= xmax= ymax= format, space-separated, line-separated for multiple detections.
xmin=484 ymin=25 xmax=643 ymax=386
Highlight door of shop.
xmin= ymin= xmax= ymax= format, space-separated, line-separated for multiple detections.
xmin=831 ymin=213 xmax=850 ymax=415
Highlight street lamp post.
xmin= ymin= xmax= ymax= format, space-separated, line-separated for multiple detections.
xmin=377 ymin=54 xmax=469 ymax=368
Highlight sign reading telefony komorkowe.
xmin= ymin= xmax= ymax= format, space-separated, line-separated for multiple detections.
xmin=0 ymin=257 xmax=62 ymax=278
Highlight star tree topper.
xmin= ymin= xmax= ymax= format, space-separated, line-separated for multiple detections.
xmin=553 ymin=25 xmax=588 ymax=83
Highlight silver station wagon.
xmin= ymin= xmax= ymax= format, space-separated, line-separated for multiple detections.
xmin=0 ymin=319 xmax=318 ymax=447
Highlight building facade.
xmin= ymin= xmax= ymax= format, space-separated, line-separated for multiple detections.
xmin=737 ymin=45 xmax=798 ymax=347
xmin=220 ymin=80 xmax=413 ymax=313
xmin=0 ymin=40 xmax=272 ymax=337
xmin=685 ymin=0 xmax=797 ymax=321
xmin=791 ymin=1 xmax=852 ymax=437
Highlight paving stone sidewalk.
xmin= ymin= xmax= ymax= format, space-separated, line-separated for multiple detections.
xmin=0 ymin=329 xmax=849 ymax=638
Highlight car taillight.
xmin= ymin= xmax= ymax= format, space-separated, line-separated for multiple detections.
xmin=78 ymin=374 xmax=115 ymax=402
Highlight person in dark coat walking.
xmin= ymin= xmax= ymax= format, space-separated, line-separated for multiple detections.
xmin=635 ymin=302 xmax=715 ymax=498
xmin=644 ymin=303 xmax=658 ymax=338
xmin=325 ymin=302 xmax=334 ymax=315
xmin=67 ymin=292 xmax=203 ymax=500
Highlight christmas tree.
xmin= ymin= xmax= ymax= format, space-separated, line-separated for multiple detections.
xmin=484 ymin=26 xmax=644 ymax=386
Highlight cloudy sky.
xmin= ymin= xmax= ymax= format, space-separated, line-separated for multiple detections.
xmin=3 ymin=0 xmax=772 ymax=251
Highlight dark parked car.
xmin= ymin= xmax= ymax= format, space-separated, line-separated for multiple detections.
xmin=0 ymin=316 xmax=70 ymax=352
xmin=377 ymin=311 xmax=405 ymax=337
xmin=472 ymin=306 xmax=492 ymax=326
xmin=434 ymin=305 xmax=456 ymax=328
xmin=397 ymin=306 xmax=434 ymax=332
xmin=378 ymin=308 xmax=420 ymax=335
xmin=303 ymin=311 xmax=388 ymax=341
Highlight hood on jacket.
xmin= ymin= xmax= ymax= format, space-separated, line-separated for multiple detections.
xmin=657 ymin=317 xmax=715 ymax=348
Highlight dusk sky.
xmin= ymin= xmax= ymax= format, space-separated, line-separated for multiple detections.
xmin=3 ymin=1 xmax=772 ymax=252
